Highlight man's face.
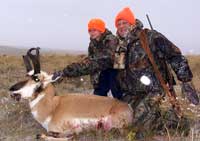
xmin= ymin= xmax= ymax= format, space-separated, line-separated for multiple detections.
xmin=88 ymin=29 xmax=102 ymax=40
xmin=116 ymin=19 xmax=131 ymax=38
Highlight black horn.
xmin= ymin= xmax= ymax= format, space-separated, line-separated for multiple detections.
xmin=27 ymin=47 xmax=41 ymax=74
xmin=23 ymin=55 xmax=33 ymax=73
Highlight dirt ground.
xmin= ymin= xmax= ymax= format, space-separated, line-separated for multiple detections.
xmin=0 ymin=54 xmax=200 ymax=141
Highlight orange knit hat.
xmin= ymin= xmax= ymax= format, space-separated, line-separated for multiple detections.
xmin=88 ymin=18 xmax=106 ymax=33
xmin=115 ymin=7 xmax=136 ymax=27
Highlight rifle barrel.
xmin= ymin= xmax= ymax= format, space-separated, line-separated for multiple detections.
xmin=146 ymin=14 xmax=154 ymax=30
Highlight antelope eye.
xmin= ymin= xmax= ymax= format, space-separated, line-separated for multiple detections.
xmin=32 ymin=76 xmax=40 ymax=82
xmin=35 ymin=78 xmax=40 ymax=82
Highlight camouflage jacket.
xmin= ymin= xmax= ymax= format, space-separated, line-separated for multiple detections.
xmin=88 ymin=29 xmax=117 ymax=88
xmin=62 ymin=29 xmax=118 ymax=81
xmin=62 ymin=21 xmax=193 ymax=96
xmin=116 ymin=20 xmax=193 ymax=95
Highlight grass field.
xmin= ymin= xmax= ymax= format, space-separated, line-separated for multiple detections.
xmin=0 ymin=54 xmax=200 ymax=141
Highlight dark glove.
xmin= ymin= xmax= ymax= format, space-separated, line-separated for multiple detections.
xmin=181 ymin=82 xmax=199 ymax=105
xmin=52 ymin=71 xmax=64 ymax=82
xmin=62 ymin=64 xmax=78 ymax=77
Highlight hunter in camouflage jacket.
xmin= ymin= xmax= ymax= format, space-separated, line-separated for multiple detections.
xmin=53 ymin=19 xmax=196 ymax=135
xmin=87 ymin=29 xmax=117 ymax=88
xmin=61 ymin=20 xmax=193 ymax=97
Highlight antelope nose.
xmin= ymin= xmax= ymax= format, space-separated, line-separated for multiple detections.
xmin=10 ymin=93 xmax=18 ymax=97
xmin=10 ymin=93 xmax=21 ymax=101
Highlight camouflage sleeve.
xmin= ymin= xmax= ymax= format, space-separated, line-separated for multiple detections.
xmin=62 ymin=36 xmax=117 ymax=77
xmin=152 ymin=31 xmax=193 ymax=82
xmin=62 ymin=56 xmax=113 ymax=77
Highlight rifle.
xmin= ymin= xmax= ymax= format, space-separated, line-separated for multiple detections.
xmin=144 ymin=14 xmax=182 ymax=118
xmin=146 ymin=14 xmax=154 ymax=30
xmin=147 ymin=14 xmax=177 ymax=96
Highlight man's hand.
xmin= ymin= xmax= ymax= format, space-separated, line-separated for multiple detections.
xmin=181 ymin=82 xmax=199 ymax=105
xmin=52 ymin=71 xmax=64 ymax=82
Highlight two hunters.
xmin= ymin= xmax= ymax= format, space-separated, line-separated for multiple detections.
xmin=52 ymin=7 xmax=199 ymax=139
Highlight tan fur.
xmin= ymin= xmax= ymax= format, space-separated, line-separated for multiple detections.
xmin=31 ymin=84 xmax=133 ymax=133
xmin=9 ymin=48 xmax=133 ymax=139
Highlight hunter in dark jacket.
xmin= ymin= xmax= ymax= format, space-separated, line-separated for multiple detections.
xmin=52 ymin=8 xmax=199 ymax=138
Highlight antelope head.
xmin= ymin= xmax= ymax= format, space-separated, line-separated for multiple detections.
xmin=9 ymin=48 xmax=53 ymax=101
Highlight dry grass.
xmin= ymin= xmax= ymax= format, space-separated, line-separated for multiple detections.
xmin=0 ymin=54 xmax=92 ymax=140
xmin=0 ymin=54 xmax=200 ymax=141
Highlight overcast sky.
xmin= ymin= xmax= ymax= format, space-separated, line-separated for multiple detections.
xmin=0 ymin=0 xmax=199 ymax=54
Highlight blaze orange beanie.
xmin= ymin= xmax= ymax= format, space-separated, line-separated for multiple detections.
xmin=88 ymin=18 xmax=106 ymax=33
xmin=115 ymin=7 xmax=136 ymax=27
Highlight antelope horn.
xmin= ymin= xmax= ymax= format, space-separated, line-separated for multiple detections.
xmin=22 ymin=55 xmax=33 ymax=73
xmin=27 ymin=47 xmax=41 ymax=74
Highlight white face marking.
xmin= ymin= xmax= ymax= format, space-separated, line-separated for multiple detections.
xmin=140 ymin=75 xmax=151 ymax=86
xmin=27 ymin=70 xmax=53 ymax=88
xmin=42 ymin=116 xmax=52 ymax=131
xmin=29 ymin=94 xmax=45 ymax=108
xmin=11 ymin=70 xmax=53 ymax=101
xmin=13 ymin=83 xmax=41 ymax=98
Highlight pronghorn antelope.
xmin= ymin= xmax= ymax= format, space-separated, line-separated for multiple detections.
xmin=9 ymin=48 xmax=133 ymax=140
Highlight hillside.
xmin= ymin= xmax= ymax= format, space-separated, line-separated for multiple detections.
xmin=0 ymin=46 xmax=27 ymax=55
xmin=0 ymin=46 xmax=87 ymax=56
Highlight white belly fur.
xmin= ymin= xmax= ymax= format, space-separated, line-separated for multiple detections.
xmin=67 ymin=116 xmax=112 ymax=133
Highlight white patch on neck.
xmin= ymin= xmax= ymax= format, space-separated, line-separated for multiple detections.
xmin=31 ymin=110 xmax=38 ymax=119
xmin=42 ymin=116 xmax=52 ymax=131
xmin=29 ymin=94 xmax=45 ymax=109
